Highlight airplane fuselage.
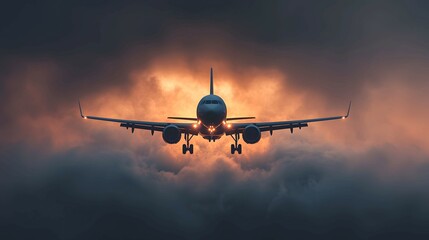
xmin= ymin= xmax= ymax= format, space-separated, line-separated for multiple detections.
xmin=196 ymin=94 xmax=228 ymax=141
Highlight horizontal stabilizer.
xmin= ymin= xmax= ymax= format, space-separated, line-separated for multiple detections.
xmin=168 ymin=117 xmax=198 ymax=121
xmin=227 ymin=117 xmax=256 ymax=121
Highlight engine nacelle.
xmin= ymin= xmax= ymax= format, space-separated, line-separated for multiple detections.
xmin=243 ymin=125 xmax=261 ymax=144
xmin=162 ymin=125 xmax=181 ymax=144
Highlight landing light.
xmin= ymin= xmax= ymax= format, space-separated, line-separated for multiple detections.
xmin=84 ymin=116 xmax=87 ymax=119
xmin=193 ymin=124 xmax=198 ymax=128
xmin=208 ymin=125 xmax=215 ymax=132
xmin=342 ymin=116 xmax=345 ymax=119
xmin=227 ymin=124 xmax=231 ymax=128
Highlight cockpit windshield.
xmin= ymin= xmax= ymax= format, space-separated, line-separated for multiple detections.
xmin=204 ymin=100 xmax=219 ymax=104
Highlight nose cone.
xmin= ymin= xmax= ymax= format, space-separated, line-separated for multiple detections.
xmin=199 ymin=105 xmax=223 ymax=125
xmin=197 ymin=95 xmax=227 ymax=126
xmin=205 ymin=109 xmax=218 ymax=123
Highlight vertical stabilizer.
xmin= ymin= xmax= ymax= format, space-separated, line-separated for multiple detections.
xmin=210 ymin=67 xmax=214 ymax=95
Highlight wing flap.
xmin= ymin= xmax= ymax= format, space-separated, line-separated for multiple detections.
xmin=259 ymin=123 xmax=308 ymax=132
xmin=120 ymin=123 xmax=164 ymax=131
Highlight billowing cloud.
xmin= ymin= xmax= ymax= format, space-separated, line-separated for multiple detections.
xmin=1 ymin=1 xmax=429 ymax=239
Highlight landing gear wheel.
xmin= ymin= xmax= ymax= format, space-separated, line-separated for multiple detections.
xmin=182 ymin=133 xmax=195 ymax=154
xmin=230 ymin=133 xmax=242 ymax=154
xmin=182 ymin=144 xmax=187 ymax=154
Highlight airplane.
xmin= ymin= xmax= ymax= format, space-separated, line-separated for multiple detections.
xmin=79 ymin=68 xmax=351 ymax=154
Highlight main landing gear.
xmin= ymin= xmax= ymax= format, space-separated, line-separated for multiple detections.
xmin=182 ymin=133 xmax=194 ymax=154
xmin=230 ymin=132 xmax=242 ymax=154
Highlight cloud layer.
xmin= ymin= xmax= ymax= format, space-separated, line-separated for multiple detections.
xmin=1 ymin=1 xmax=429 ymax=239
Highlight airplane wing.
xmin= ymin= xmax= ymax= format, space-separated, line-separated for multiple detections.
xmin=226 ymin=101 xmax=351 ymax=135
xmin=78 ymin=101 xmax=196 ymax=135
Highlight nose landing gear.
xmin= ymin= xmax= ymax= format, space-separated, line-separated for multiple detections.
xmin=230 ymin=132 xmax=242 ymax=154
xmin=182 ymin=133 xmax=194 ymax=154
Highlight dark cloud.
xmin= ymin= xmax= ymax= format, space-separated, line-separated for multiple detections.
xmin=1 ymin=145 xmax=429 ymax=240
xmin=1 ymin=1 xmax=429 ymax=239
xmin=2 ymin=0 xmax=428 ymax=110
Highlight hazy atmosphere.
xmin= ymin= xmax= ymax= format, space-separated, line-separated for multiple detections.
xmin=1 ymin=1 xmax=429 ymax=239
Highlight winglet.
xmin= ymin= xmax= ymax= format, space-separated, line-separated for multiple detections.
xmin=78 ymin=100 xmax=87 ymax=119
xmin=210 ymin=67 xmax=214 ymax=95
xmin=344 ymin=101 xmax=352 ymax=118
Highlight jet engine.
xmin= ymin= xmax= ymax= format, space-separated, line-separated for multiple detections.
xmin=243 ymin=125 xmax=261 ymax=144
xmin=162 ymin=125 xmax=181 ymax=144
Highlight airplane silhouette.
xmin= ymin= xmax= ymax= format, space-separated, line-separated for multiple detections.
xmin=79 ymin=68 xmax=351 ymax=154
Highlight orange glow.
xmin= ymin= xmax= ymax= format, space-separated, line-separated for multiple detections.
xmin=3 ymin=51 xmax=429 ymax=161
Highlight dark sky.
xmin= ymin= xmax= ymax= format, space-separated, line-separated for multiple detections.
xmin=1 ymin=1 xmax=429 ymax=239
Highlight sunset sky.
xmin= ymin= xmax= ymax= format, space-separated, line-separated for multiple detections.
xmin=1 ymin=1 xmax=429 ymax=239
